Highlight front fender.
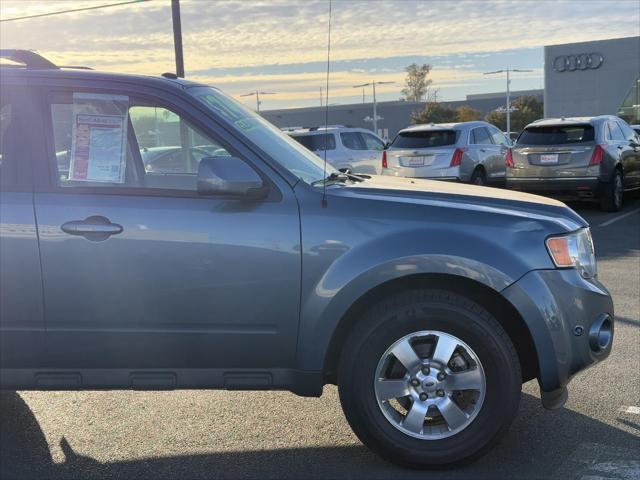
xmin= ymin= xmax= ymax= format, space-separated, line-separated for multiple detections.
xmin=295 ymin=251 xmax=516 ymax=371
xmin=293 ymin=184 xmax=564 ymax=372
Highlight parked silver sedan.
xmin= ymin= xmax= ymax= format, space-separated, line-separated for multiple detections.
xmin=382 ymin=121 xmax=511 ymax=185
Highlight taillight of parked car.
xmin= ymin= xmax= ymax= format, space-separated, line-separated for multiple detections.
xmin=505 ymin=148 xmax=514 ymax=168
xmin=589 ymin=144 xmax=605 ymax=165
xmin=450 ymin=148 xmax=466 ymax=167
xmin=382 ymin=150 xmax=388 ymax=169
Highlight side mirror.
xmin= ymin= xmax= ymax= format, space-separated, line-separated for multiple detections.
xmin=197 ymin=156 xmax=269 ymax=199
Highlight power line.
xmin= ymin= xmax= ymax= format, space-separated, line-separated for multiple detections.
xmin=0 ymin=0 xmax=151 ymax=23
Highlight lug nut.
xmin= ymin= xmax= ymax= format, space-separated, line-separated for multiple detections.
xmin=421 ymin=366 xmax=430 ymax=375
xmin=410 ymin=379 xmax=420 ymax=387
xmin=419 ymin=393 xmax=428 ymax=401
xmin=436 ymin=389 xmax=445 ymax=397
xmin=437 ymin=372 xmax=446 ymax=381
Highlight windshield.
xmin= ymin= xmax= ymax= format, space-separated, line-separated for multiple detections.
xmin=517 ymin=125 xmax=595 ymax=145
xmin=391 ymin=130 xmax=459 ymax=149
xmin=190 ymin=86 xmax=337 ymax=184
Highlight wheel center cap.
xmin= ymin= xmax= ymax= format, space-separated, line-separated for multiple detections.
xmin=423 ymin=377 xmax=438 ymax=392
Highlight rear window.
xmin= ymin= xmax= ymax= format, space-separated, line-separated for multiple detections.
xmin=517 ymin=125 xmax=595 ymax=145
xmin=391 ymin=130 xmax=458 ymax=149
xmin=291 ymin=133 xmax=336 ymax=151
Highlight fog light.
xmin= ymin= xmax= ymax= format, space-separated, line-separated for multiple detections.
xmin=589 ymin=314 xmax=612 ymax=352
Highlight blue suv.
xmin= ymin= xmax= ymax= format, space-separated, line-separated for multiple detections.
xmin=0 ymin=50 xmax=614 ymax=467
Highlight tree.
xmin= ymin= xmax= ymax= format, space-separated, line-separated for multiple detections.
xmin=411 ymin=102 xmax=458 ymax=124
xmin=484 ymin=96 xmax=543 ymax=132
xmin=400 ymin=63 xmax=433 ymax=102
xmin=456 ymin=105 xmax=482 ymax=122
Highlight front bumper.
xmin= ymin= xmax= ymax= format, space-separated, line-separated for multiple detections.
xmin=502 ymin=268 xmax=614 ymax=409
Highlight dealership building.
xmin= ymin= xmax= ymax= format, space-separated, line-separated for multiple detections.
xmin=544 ymin=36 xmax=639 ymax=123
xmin=262 ymin=35 xmax=639 ymax=138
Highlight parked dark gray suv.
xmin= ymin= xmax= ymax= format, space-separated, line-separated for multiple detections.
xmin=0 ymin=51 xmax=614 ymax=468
xmin=508 ymin=116 xmax=640 ymax=211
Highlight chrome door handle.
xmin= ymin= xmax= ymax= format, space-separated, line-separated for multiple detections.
xmin=61 ymin=216 xmax=123 ymax=240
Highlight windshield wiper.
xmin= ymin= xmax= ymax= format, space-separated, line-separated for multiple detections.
xmin=311 ymin=172 xmax=351 ymax=186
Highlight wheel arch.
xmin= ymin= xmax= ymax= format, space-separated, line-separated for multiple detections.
xmin=323 ymin=273 xmax=538 ymax=385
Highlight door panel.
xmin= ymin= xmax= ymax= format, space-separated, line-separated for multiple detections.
xmin=0 ymin=193 xmax=45 ymax=368
xmin=35 ymin=192 xmax=301 ymax=369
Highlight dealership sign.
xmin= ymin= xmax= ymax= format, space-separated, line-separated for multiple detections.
xmin=553 ymin=53 xmax=604 ymax=72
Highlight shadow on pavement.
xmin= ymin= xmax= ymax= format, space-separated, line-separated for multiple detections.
xmin=1 ymin=391 xmax=639 ymax=480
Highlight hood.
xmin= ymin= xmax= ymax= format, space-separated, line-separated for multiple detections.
xmin=338 ymin=175 xmax=587 ymax=230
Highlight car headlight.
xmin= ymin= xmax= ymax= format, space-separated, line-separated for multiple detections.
xmin=545 ymin=228 xmax=597 ymax=279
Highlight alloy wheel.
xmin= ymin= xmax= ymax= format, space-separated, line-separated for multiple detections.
xmin=374 ymin=330 xmax=486 ymax=440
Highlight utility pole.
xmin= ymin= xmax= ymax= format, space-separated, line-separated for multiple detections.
xmin=353 ymin=80 xmax=395 ymax=135
xmin=483 ymin=68 xmax=532 ymax=134
xmin=240 ymin=91 xmax=277 ymax=112
xmin=171 ymin=0 xmax=184 ymax=78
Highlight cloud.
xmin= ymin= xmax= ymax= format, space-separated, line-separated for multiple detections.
xmin=1 ymin=0 xmax=637 ymax=108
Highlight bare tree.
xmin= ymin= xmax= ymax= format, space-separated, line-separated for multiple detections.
xmin=400 ymin=63 xmax=433 ymax=102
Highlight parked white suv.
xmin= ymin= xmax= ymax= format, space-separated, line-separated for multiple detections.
xmin=285 ymin=125 xmax=386 ymax=174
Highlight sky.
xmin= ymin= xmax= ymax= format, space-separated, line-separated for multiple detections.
xmin=1 ymin=0 xmax=638 ymax=111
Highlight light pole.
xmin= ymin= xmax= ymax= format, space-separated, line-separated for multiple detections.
xmin=240 ymin=91 xmax=277 ymax=112
xmin=353 ymin=80 xmax=395 ymax=135
xmin=483 ymin=68 xmax=532 ymax=134
xmin=171 ymin=0 xmax=184 ymax=78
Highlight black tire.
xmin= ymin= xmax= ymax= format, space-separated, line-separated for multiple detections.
xmin=470 ymin=169 xmax=487 ymax=186
xmin=600 ymin=169 xmax=623 ymax=212
xmin=337 ymin=289 xmax=521 ymax=468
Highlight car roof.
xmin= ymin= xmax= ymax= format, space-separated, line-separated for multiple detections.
xmin=526 ymin=115 xmax=619 ymax=127
xmin=0 ymin=65 xmax=208 ymax=91
xmin=399 ymin=121 xmax=489 ymax=133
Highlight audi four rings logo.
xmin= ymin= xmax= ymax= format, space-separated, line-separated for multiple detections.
xmin=553 ymin=53 xmax=604 ymax=72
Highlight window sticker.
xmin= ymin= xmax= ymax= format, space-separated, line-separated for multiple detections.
xmin=68 ymin=93 xmax=129 ymax=183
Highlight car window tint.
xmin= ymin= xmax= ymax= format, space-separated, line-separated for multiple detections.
xmin=361 ymin=132 xmax=385 ymax=151
xmin=340 ymin=132 xmax=368 ymax=150
xmin=607 ymin=122 xmax=625 ymax=142
xmin=616 ymin=121 xmax=636 ymax=141
xmin=48 ymin=92 xmax=232 ymax=192
xmin=391 ymin=130 xmax=458 ymax=148
xmin=518 ymin=125 xmax=595 ymax=145
xmin=130 ymin=105 xmax=228 ymax=174
xmin=292 ymin=133 xmax=336 ymax=151
xmin=470 ymin=127 xmax=493 ymax=145
xmin=488 ymin=127 xmax=509 ymax=146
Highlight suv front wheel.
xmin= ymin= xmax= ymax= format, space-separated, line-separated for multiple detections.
xmin=338 ymin=289 xmax=521 ymax=467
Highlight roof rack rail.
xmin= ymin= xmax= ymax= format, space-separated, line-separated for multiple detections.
xmin=0 ymin=49 xmax=58 ymax=70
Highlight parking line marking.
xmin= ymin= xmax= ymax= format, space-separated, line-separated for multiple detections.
xmin=620 ymin=406 xmax=640 ymax=415
xmin=598 ymin=208 xmax=640 ymax=227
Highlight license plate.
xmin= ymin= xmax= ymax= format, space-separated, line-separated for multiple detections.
xmin=403 ymin=155 xmax=434 ymax=167
xmin=540 ymin=154 xmax=559 ymax=164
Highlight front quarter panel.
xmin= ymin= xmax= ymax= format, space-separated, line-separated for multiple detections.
xmin=293 ymin=183 xmax=571 ymax=371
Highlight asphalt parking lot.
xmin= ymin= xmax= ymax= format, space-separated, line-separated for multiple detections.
xmin=1 ymin=198 xmax=639 ymax=480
